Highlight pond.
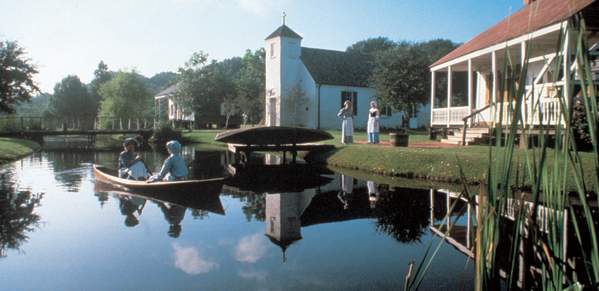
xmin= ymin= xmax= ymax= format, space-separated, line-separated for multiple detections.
xmin=0 ymin=146 xmax=476 ymax=290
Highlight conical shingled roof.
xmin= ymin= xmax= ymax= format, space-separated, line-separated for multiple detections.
xmin=265 ymin=24 xmax=302 ymax=40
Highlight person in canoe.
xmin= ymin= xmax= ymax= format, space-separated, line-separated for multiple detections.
xmin=147 ymin=140 xmax=189 ymax=182
xmin=119 ymin=137 xmax=149 ymax=180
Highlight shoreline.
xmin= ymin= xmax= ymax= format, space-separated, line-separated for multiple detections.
xmin=0 ymin=137 xmax=41 ymax=165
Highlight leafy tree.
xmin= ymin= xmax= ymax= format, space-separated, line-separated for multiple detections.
xmin=0 ymin=41 xmax=39 ymax=114
xmin=176 ymin=52 xmax=238 ymax=127
xmin=148 ymin=71 xmax=178 ymax=92
xmin=369 ymin=39 xmax=457 ymax=118
xmin=369 ymin=46 xmax=429 ymax=117
xmin=98 ymin=71 xmax=152 ymax=120
xmin=89 ymin=61 xmax=113 ymax=116
xmin=417 ymin=39 xmax=459 ymax=66
xmin=235 ymin=49 xmax=265 ymax=124
xmin=16 ymin=93 xmax=50 ymax=116
xmin=48 ymin=75 xmax=96 ymax=119
xmin=346 ymin=37 xmax=397 ymax=55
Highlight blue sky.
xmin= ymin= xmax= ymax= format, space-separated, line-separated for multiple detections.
xmin=1 ymin=0 xmax=523 ymax=92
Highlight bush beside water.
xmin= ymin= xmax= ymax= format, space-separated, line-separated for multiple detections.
xmin=151 ymin=123 xmax=182 ymax=144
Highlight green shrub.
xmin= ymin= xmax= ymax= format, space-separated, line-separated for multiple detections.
xmin=572 ymin=94 xmax=595 ymax=151
xmin=151 ymin=122 xmax=182 ymax=144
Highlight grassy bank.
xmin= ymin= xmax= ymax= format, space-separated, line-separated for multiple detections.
xmin=0 ymin=137 xmax=40 ymax=164
xmin=305 ymin=143 xmax=597 ymax=190
xmin=181 ymin=129 xmax=596 ymax=189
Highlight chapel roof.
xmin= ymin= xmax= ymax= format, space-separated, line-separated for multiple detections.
xmin=265 ymin=24 xmax=303 ymax=40
xmin=301 ymin=47 xmax=373 ymax=88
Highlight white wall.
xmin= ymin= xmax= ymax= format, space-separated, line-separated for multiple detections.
xmin=317 ymin=85 xmax=414 ymax=130
xmin=265 ymin=37 xmax=281 ymax=126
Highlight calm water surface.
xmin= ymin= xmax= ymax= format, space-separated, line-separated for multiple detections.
xmin=0 ymin=147 xmax=474 ymax=290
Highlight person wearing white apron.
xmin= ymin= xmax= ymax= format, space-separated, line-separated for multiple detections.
xmin=367 ymin=101 xmax=380 ymax=144
xmin=337 ymin=100 xmax=354 ymax=144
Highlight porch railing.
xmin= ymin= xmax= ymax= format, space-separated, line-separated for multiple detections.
xmin=432 ymin=106 xmax=470 ymax=126
xmin=433 ymin=82 xmax=564 ymax=128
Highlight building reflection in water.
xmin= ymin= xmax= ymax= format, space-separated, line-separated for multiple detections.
xmin=429 ymin=188 xmax=585 ymax=289
xmin=226 ymin=155 xmax=433 ymax=261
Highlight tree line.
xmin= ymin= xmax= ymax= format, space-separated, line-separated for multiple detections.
xmin=1 ymin=37 xmax=457 ymax=127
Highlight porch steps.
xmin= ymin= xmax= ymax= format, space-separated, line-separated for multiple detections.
xmin=440 ymin=127 xmax=491 ymax=146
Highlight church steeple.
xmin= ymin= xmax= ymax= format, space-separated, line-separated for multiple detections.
xmin=265 ymin=14 xmax=302 ymax=40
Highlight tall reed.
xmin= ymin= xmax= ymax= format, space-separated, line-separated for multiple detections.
xmin=405 ymin=14 xmax=599 ymax=290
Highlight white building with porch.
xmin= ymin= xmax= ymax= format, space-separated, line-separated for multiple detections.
xmin=154 ymin=83 xmax=195 ymax=123
xmin=430 ymin=0 xmax=599 ymax=145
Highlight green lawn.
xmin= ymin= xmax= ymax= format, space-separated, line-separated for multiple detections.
xmin=305 ymin=144 xmax=598 ymax=190
xmin=182 ymin=129 xmax=431 ymax=147
xmin=323 ymin=129 xmax=431 ymax=146
xmin=0 ymin=137 xmax=40 ymax=164
xmin=181 ymin=129 xmax=597 ymax=190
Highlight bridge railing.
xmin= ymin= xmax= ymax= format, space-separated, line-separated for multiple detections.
xmin=0 ymin=116 xmax=157 ymax=132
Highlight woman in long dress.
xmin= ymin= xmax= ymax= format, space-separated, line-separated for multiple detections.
xmin=367 ymin=101 xmax=380 ymax=144
xmin=337 ymin=100 xmax=354 ymax=144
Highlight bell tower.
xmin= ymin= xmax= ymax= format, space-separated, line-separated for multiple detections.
xmin=264 ymin=16 xmax=303 ymax=126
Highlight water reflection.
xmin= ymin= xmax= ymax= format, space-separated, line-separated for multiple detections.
xmin=117 ymin=195 xmax=146 ymax=227
xmin=225 ymin=159 xmax=433 ymax=261
xmin=172 ymin=243 xmax=220 ymax=275
xmin=0 ymin=148 xmax=474 ymax=290
xmin=0 ymin=169 xmax=43 ymax=258
xmin=94 ymin=180 xmax=225 ymax=239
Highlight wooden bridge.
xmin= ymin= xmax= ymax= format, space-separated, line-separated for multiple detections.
xmin=0 ymin=116 xmax=157 ymax=142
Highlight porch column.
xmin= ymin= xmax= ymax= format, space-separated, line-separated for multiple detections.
xmin=430 ymin=70 xmax=435 ymax=126
xmin=491 ymin=51 xmax=497 ymax=126
xmin=447 ymin=65 xmax=452 ymax=127
xmin=521 ymin=41 xmax=528 ymax=126
xmin=467 ymin=59 xmax=473 ymax=127
xmin=563 ymin=25 xmax=571 ymax=119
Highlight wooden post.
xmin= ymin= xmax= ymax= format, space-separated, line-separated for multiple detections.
xmin=447 ymin=66 xmax=452 ymax=127
xmin=136 ymin=119 xmax=140 ymax=129
xmin=128 ymin=119 xmax=131 ymax=130
xmin=111 ymin=119 xmax=115 ymax=130
xmin=119 ymin=118 xmax=123 ymax=130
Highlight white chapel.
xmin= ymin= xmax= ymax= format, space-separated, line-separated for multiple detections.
xmin=264 ymin=22 xmax=430 ymax=130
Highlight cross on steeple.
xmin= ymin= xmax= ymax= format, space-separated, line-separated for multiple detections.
xmin=282 ymin=12 xmax=287 ymax=25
